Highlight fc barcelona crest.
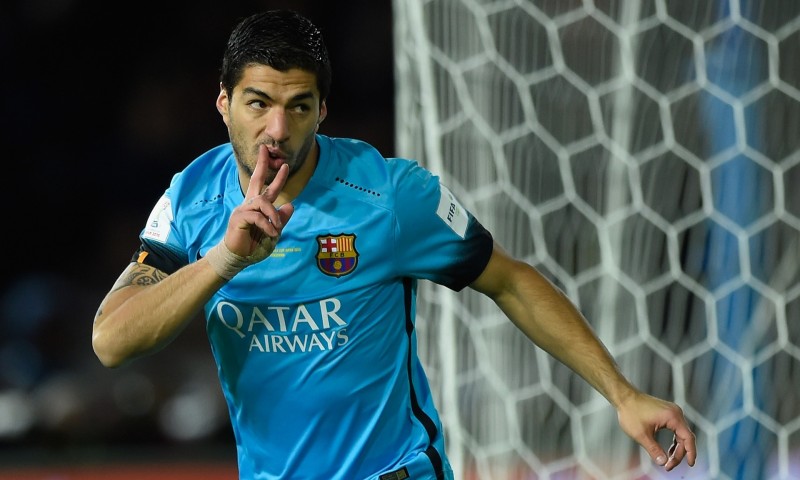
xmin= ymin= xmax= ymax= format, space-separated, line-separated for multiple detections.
xmin=316 ymin=234 xmax=359 ymax=277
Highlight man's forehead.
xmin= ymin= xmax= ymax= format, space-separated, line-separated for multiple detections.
xmin=236 ymin=65 xmax=320 ymax=99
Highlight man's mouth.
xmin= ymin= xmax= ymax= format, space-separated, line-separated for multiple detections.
xmin=266 ymin=147 xmax=285 ymax=159
xmin=266 ymin=147 xmax=287 ymax=169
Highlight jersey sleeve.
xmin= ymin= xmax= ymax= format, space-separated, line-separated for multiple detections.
xmin=130 ymin=191 xmax=191 ymax=275
xmin=391 ymin=159 xmax=494 ymax=291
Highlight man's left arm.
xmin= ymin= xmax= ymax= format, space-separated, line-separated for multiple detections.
xmin=469 ymin=242 xmax=697 ymax=471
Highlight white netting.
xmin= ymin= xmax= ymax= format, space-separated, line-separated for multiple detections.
xmin=393 ymin=1 xmax=800 ymax=479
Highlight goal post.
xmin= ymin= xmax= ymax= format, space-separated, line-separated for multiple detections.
xmin=393 ymin=1 xmax=800 ymax=479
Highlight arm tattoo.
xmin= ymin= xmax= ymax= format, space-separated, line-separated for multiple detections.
xmin=130 ymin=268 xmax=168 ymax=286
xmin=110 ymin=264 xmax=168 ymax=293
xmin=95 ymin=265 xmax=169 ymax=322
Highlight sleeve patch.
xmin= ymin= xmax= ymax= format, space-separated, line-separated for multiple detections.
xmin=436 ymin=184 xmax=469 ymax=239
xmin=142 ymin=195 xmax=173 ymax=243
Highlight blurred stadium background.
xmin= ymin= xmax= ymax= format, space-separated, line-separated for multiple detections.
xmin=2 ymin=1 xmax=800 ymax=479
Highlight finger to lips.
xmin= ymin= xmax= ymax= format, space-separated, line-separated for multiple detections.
xmin=246 ymin=145 xmax=271 ymax=199
xmin=242 ymin=145 xmax=293 ymax=239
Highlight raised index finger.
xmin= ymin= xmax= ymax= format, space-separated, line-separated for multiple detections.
xmin=245 ymin=144 xmax=272 ymax=199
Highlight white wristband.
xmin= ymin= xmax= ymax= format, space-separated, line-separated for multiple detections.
xmin=204 ymin=242 xmax=251 ymax=280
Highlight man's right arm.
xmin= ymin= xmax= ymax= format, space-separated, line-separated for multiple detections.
xmin=94 ymin=151 xmax=295 ymax=368
xmin=91 ymin=258 xmax=226 ymax=368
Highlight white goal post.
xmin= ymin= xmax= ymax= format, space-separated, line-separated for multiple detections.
xmin=393 ymin=1 xmax=800 ymax=479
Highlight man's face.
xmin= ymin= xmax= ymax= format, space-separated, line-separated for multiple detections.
xmin=217 ymin=65 xmax=327 ymax=188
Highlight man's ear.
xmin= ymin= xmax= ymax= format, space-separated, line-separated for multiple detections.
xmin=318 ymin=100 xmax=327 ymax=125
xmin=216 ymin=83 xmax=230 ymax=124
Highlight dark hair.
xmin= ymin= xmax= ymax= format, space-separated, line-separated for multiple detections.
xmin=220 ymin=10 xmax=332 ymax=101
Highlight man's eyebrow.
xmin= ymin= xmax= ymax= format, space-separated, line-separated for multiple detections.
xmin=241 ymin=87 xmax=315 ymax=103
xmin=289 ymin=92 xmax=315 ymax=102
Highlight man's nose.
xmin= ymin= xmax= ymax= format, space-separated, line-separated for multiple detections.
xmin=264 ymin=108 xmax=290 ymax=142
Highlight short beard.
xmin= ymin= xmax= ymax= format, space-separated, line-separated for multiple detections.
xmin=229 ymin=127 xmax=318 ymax=189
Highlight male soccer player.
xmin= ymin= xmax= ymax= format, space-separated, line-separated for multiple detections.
xmin=92 ymin=9 xmax=697 ymax=479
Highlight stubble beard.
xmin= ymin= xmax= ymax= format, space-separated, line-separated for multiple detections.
xmin=230 ymin=128 xmax=317 ymax=189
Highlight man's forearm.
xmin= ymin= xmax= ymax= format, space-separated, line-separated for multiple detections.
xmin=494 ymin=261 xmax=638 ymax=407
xmin=92 ymin=259 xmax=227 ymax=367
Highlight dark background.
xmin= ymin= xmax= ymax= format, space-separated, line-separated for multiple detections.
xmin=0 ymin=0 xmax=394 ymax=468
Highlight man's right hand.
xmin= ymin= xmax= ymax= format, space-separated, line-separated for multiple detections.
xmin=225 ymin=144 xmax=295 ymax=262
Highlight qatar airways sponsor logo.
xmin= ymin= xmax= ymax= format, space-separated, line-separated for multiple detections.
xmin=213 ymin=298 xmax=349 ymax=353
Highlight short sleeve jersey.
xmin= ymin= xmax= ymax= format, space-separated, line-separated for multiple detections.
xmin=136 ymin=135 xmax=493 ymax=480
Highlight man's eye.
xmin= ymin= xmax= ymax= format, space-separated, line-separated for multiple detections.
xmin=292 ymin=104 xmax=310 ymax=114
xmin=249 ymin=100 xmax=267 ymax=109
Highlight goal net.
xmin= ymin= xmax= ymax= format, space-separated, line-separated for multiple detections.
xmin=393 ymin=1 xmax=800 ymax=479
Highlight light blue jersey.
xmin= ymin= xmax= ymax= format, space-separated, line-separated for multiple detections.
xmin=136 ymin=135 xmax=493 ymax=479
